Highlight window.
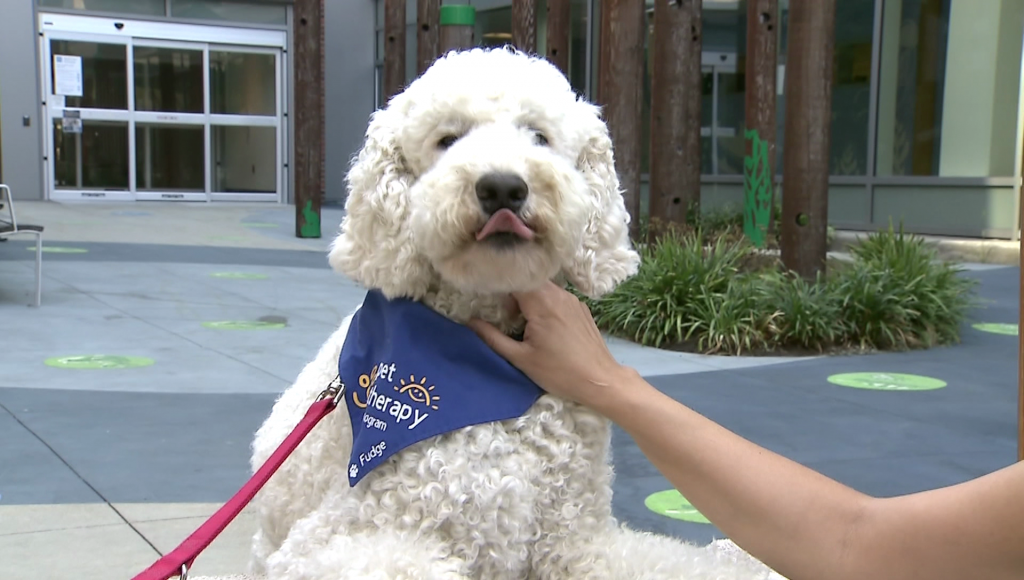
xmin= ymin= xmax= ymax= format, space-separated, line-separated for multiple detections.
xmin=639 ymin=0 xmax=876 ymax=177
xmin=568 ymin=0 xmax=589 ymax=94
xmin=38 ymin=0 xmax=165 ymax=16
xmin=50 ymin=40 xmax=129 ymax=110
xmin=776 ymin=0 xmax=875 ymax=176
xmin=374 ymin=0 xmax=592 ymax=107
xmin=38 ymin=0 xmax=289 ymax=26
xmin=171 ymin=0 xmax=288 ymax=25
xmin=874 ymin=0 xmax=1024 ymax=177
xmin=476 ymin=6 xmax=513 ymax=48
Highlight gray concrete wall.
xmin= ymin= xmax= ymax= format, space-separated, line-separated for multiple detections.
xmin=323 ymin=0 xmax=376 ymax=206
xmin=0 ymin=0 xmax=44 ymax=201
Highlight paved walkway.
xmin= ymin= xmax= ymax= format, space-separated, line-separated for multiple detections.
xmin=0 ymin=202 xmax=1018 ymax=579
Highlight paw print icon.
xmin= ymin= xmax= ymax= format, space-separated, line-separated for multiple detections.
xmin=349 ymin=464 xmax=358 ymax=478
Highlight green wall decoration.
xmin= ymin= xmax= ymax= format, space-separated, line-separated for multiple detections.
xmin=743 ymin=129 xmax=774 ymax=248
xmin=300 ymin=199 xmax=321 ymax=238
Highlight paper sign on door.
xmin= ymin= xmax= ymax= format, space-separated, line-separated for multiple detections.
xmin=53 ymin=54 xmax=83 ymax=97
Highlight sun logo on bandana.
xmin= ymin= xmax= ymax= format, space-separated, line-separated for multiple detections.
xmin=394 ymin=375 xmax=441 ymax=410
xmin=352 ymin=372 xmax=376 ymax=409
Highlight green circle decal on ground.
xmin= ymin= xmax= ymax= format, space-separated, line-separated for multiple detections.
xmin=241 ymin=222 xmax=279 ymax=228
xmin=827 ymin=372 xmax=946 ymax=391
xmin=210 ymin=272 xmax=269 ymax=280
xmin=45 ymin=355 xmax=154 ymax=369
xmin=202 ymin=320 xmax=285 ymax=330
xmin=644 ymin=490 xmax=710 ymax=524
xmin=971 ymin=323 xmax=1018 ymax=336
xmin=28 ymin=246 xmax=88 ymax=254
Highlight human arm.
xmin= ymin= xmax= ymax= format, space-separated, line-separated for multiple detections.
xmin=469 ymin=281 xmax=1024 ymax=580
xmin=598 ymin=367 xmax=1024 ymax=580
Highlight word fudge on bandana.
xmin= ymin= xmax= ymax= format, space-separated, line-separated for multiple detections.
xmin=341 ymin=290 xmax=544 ymax=486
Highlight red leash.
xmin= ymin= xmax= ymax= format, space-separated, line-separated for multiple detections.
xmin=131 ymin=378 xmax=345 ymax=580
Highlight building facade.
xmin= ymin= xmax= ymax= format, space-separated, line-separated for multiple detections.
xmin=0 ymin=0 xmax=374 ymax=207
xmin=2 ymin=0 xmax=1023 ymax=240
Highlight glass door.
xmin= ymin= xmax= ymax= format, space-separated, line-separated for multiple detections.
xmin=45 ymin=32 xmax=133 ymax=201
xmin=715 ymin=63 xmax=744 ymax=175
xmin=701 ymin=65 xmax=714 ymax=176
xmin=42 ymin=21 xmax=283 ymax=203
xmin=207 ymin=46 xmax=281 ymax=202
xmin=132 ymin=39 xmax=207 ymax=201
xmin=701 ymin=52 xmax=743 ymax=176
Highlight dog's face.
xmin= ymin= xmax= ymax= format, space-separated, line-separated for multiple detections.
xmin=330 ymin=48 xmax=639 ymax=301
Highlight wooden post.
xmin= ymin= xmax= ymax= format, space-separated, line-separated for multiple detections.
xmin=293 ymin=0 xmax=324 ymax=238
xmin=383 ymin=0 xmax=406 ymax=101
xmin=912 ymin=0 xmax=943 ymax=176
xmin=546 ymin=0 xmax=571 ymax=76
xmin=439 ymin=5 xmax=475 ymax=52
xmin=742 ymin=0 xmax=778 ymax=248
xmin=512 ymin=0 xmax=537 ymax=54
xmin=597 ymin=0 xmax=646 ymax=238
xmin=417 ymin=0 xmax=441 ymax=75
xmin=779 ymin=0 xmax=835 ymax=278
xmin=648 ymin=0 xmax=702 ymax=231
xmin=1019 ymin=182 xmax=1024 ymax=461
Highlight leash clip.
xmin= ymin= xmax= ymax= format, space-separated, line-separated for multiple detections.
xmin=317 ymin=375 xmax=346 ymax=406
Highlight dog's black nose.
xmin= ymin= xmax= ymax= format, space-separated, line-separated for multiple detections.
xmin=475 ymin=172 xmax=528 ymax=215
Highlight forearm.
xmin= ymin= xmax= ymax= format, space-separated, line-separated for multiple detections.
xmin=597 ymin=368 xmax=871 ymax=580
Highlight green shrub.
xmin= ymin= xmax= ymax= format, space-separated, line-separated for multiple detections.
xmin=757 ymin=271 xmax=849 ymax=352
xmin=584 ymin=221 xmax=977 ymax=356
xmin=830 ymin=263 xmax=921 ymax=350
xmin=681 ymin=274 xmax=775 ymax=355
xmin=585 ymin=227 xmax=753 ymax=350
xmin=838 ymin=222 xmax=977 ymax=349
xmin=686 ymin=203 xmax=747 ymax=233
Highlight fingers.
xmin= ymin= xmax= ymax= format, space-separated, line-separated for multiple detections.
xmin=468 ymin=318 xmax=526 ymax=362
xmin=512 ymin=280 xmax=576 ymax=319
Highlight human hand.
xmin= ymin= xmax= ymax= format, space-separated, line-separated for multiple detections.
xmin=468 ymin=281 xmax=634 ymax=409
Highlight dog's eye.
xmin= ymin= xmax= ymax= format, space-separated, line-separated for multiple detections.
xmin=437 ymin=134 xmax=460 ymax=150
xmin=533 ymin=131 xmax=549 ymax=146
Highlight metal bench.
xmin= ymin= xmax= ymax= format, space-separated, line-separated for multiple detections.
xmin=0 ymin=184 xmax=44 ymax=307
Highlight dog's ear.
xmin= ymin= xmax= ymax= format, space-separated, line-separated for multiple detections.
xmin=563 ymin=120 xmax=641 ymax=299
xmin=328 ymin=109 xmax=434 ymax=299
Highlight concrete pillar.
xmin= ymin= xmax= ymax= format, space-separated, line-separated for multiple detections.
xmin=323 ymin=0 xmax=375 ymax=205
xmin=0 ymin=0 xmax=44 ymax=200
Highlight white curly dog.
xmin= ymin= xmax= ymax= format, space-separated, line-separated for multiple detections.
xmin=214 ymin=48 xmax=784 ymax=580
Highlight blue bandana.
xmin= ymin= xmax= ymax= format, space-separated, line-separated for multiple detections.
xmin=340 ymin=289 xmax=544 ymax=486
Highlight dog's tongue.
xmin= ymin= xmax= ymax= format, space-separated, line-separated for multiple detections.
xmin=476 ymin=209 xmax=535 ymax=241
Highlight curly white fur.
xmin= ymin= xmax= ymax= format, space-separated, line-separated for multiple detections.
xmin=243 ymin=48 xmax=784 ymax=580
